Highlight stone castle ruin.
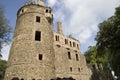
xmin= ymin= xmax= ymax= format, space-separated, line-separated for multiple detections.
xmin=4 ymin=0 xmax=92 ymax=80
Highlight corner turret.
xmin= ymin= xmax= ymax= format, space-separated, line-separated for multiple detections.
xmin=45 ymin=7 xmax=53 ymax=24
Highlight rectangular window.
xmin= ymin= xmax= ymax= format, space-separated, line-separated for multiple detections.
xmin=39 ymin=54 xmax=43 ymax=60
xmin=70 ymin=41 xmax=72 ymax=47
xmin=76 ymin=54 xmax=79 ymax=61
xmin=55 ymin=35 xmax=59 ymax=41
xmin=36 ymin=16 xmax=40 ymax=22
xmin=73 ymin=42 xmax=76 ymax=47
xmin=70 ymin=67 xmax=72 ymax=72
xmin=35 ymin=31 xmax=41 ymax=41
xmin=77 ymin=44 xmax=79 ymax=49
xmin=68 ymin=52 xmax=71 ymax=59
xmin=78 ymin=68 xmax=80 ymax=72
xmin=65 ymin=39 xmax=68 ymax=44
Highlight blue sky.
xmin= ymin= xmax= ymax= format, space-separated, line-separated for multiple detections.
xmin=1 ymin=0 xmax=120 ymax=60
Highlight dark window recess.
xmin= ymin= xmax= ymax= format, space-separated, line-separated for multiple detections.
xmin=22 ymin=9 xmax=24 ymax=13
xmin=70 ymin=41 xmax=72 ymax=47
xmin=73 ymin=42 xmax=76 ymax=47
xmin=65 ymin=39 xmax=68 ymax=44
xmin=46 ymin=9 xmax=48 ymax=13
xmin=35 ymin=31 xmax=41 ymax=41
xmin=68 ymin=52 xmax=71 ymax=59
xmin=36 ymin=16 xmax=40 ymax=22
xmin=39 ymin=54 xmax=43 ymax=60
xmin=21 ymin=79 xmax=24 ymax=80
xmin=70 ymin=67 xmax=72 ymax=72
xmin=81 ymin=68 xmax=83 ymax=70
xmin=55 ymin=35 xmax=59 ymax=41
xmin=78 ymin=68 xmax=80 ymax=72
xmin=49 ymin=10 xmax=51 ymax=13
xmin=77 ymin=44 xmax=79 ymax=49
xmin=11 ymin=77 xmax=19 ymax=80
xmin=76 ymin=54 xmax=79 ymax=61
xmin=55 ymin=35 xmax=57 ymax=41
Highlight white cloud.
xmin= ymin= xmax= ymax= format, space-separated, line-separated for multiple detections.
xmin=47 ymin=0 xmax=58 ymax=7
xmin=1 ymin=44 xmax=11 ymax=60
xmin=47 ymin=0 xmax=120 ymax=52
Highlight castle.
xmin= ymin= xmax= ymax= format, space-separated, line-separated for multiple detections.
xmin=4 ymin=0 xmax=92 ymax=80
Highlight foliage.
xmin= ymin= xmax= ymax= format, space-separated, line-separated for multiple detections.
xmin=0 ymin=60 xmax=7 ymax=80
xmin=0 ymin=5 xmax=11 ymax=57
xmin=84 ymin=46 xmax=106 ymax=66
xmin=95 ymin=6 xmax=120 ymax=79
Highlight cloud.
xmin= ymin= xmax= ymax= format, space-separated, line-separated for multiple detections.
xmin=1 ymin=44 xmax=11 ymax=60
xmin=47 ymin=0 xmax=58 ymax=7
xmin=47 ymin=0 xmax=120 ymax=52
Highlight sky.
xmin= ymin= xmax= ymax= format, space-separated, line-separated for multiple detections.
xmin=0 ymin=0 xmax=120 ymax=60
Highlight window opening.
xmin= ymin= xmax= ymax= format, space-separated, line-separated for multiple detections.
xmin=77 ymin=44 xmax=79 ymax=49
xmin=78 ymin=68 xmax=80 ymax=72
xmin=36 ymin=16 xmax=40 ymax=22
xmin=46 ymin=9 xmax=48 ymax=13
xmin=35 ymin=31 xmax=41 ymax=41
xmin=73 ymin=42 xmax=76 ymax=47
xmin=65 ymin=39 xmax=68 ymax=44
xmin=70 ymin=41 xmax=72 ymax=47
xmin=68 ymin=52 xmax=71 ymax=59
xmin=70 ymin=67 xmax=72 ymax=72
xmin=76 ymin=54 xmax=79 ymax=61
xmin=55 ymin=35 xmax=59 ymax=41
xmin=39 ymin=54 xmax=43 ymax=60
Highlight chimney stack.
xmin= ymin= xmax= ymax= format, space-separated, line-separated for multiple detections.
xmin=57 ymin=22 xmax=63 ymax=35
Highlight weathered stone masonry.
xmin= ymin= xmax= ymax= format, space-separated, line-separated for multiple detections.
xmin=4 ymin=0 xmax=92 ymax=80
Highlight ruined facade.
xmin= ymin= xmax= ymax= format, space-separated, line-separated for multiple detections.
xmin=4 ymin=0 xmax=92 ymax=80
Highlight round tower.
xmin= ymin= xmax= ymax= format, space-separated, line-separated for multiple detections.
xmin=4 ymin=0 xmax=55 ymax=80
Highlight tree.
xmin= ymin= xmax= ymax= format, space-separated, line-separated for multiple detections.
xmin=84 ymin=46 xmax=106 ymax=66
xmin=0 ymin=60 xmax=7 ymax=80
xmin=95 ymin=6 xmax=120 ymax=79
xmin=0 ymin=5 xmax=11 ymax=57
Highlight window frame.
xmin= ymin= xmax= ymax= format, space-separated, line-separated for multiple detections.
xmin=35 ymin=31 xmax=41 ymax=41
xmin=36 ymin=16 xmax=40 ymax=23
xmin=39 ymin=54 xmax=43 ymax=60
